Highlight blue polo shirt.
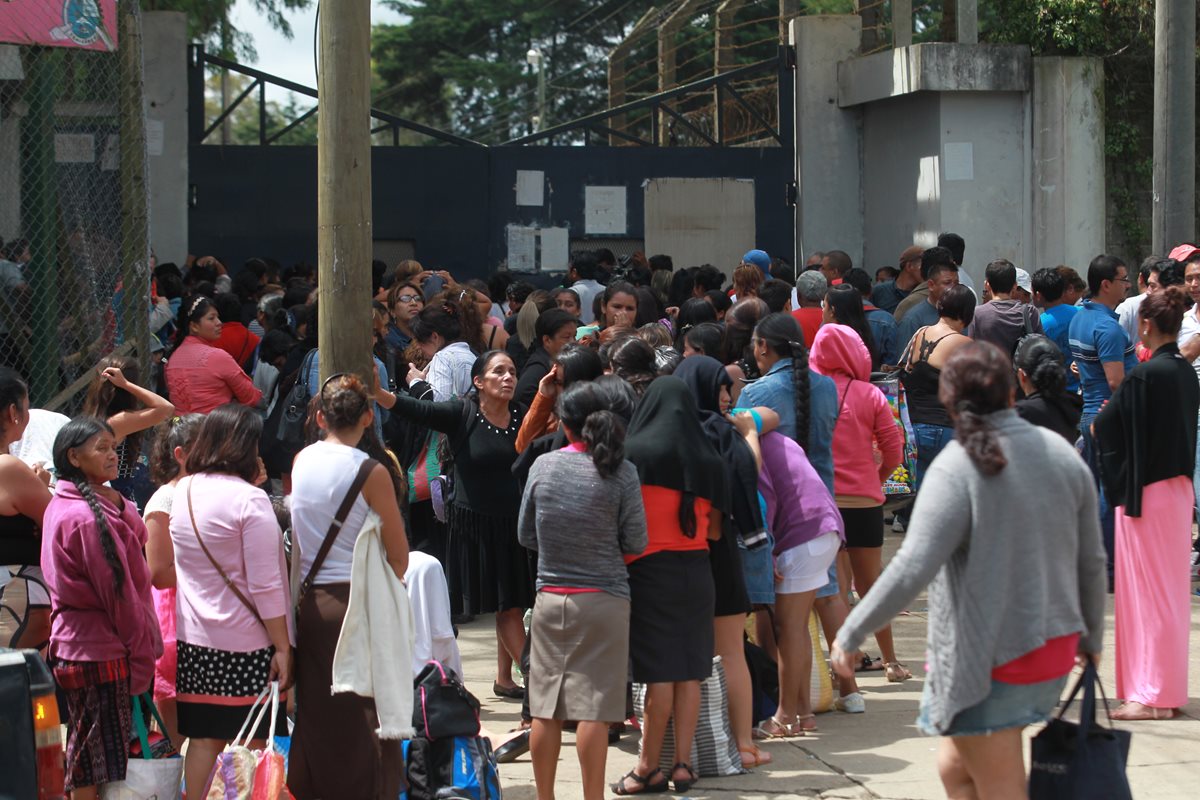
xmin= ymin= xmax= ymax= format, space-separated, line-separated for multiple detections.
xmin=1039 ymin=304 xmax=1080 ymax=393
xmin=1068 ymin=300 xmax=1136 ymax=415
xmin=738 ymin=358 xmax=838 ymax=495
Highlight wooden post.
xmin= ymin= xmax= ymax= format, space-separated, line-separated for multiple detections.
xmin=778 ymin=0 xmax=801 ymax=43
xmin=714 ymin=0 xmax=746 ymax=141
xmin=119 ymin=1 xmax=150 ymax=386
xmin=658 ymin=0 xmax=706 ymax=145
xmin=857 ymin=0 xmax=882 ymax=52
xmin=317 ymin=0 xmax=373 ymax=384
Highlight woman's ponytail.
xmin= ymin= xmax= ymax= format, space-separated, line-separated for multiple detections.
xmin=952 ymin=403 xmax=1007 ymax=476
xmin=582 ymin=409 xmax=625 ymax=479
xmin=938 ymin=342 xmax=1014 ymax=477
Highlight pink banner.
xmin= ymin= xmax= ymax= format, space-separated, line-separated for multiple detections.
xmin=0 ymin=0 xmax=119 ymax=52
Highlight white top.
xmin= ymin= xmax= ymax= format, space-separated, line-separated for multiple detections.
xmin=291 ymin=440 xmax=372 ymax=584
xmin=571 ymin=279 xmax=605 ymax=324
xmin=1116 ymin=293 xmax=1146 ymax=344
xmin=7 ymin=409 xmax=69 ymax=467
xmin=144 ymin=484 xmax=174 ymax=518
xmin=426 ymin=341 xmax=475 ymax=401
xmin=1177 ymin=305 xmax=1200 ymax=403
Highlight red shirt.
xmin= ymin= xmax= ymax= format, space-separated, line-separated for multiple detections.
xmin=992 ymin=633 xmax=1079 ymax=684
xmin=213 ymin=323 xmax=260 ymax=370
xmin=624 ymin=486 xmax=711 ymax=565
xmin=791 ymin=307 xmax=824 ymax=348
xmin=165 ymin=336 xmax=263 ymax=414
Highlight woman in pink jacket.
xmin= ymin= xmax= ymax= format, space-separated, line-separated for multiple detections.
xmin=810 ymin=324 xmax=908 ymax=682
xmin=42 ymin=416 xmax=162 ymax=798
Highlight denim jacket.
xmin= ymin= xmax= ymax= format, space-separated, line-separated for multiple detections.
xmin=738 ymin=357 xmax=838 ymax=495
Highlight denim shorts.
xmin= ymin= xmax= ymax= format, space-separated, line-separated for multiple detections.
xmin=917 ymin=674 xmax=1067 ymax=737
xmin=740 ymin=531 xmax=775 ymax=605
xmin=814 ymin=561 xmax=839 ymax=599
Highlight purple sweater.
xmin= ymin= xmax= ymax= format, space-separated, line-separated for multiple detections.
xmin=41 ymin=481 xmax=162 ymax=694
xmin=758 ymin=432 xmax=844 ymax=554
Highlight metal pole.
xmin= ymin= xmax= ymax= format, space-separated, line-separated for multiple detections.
xmin=22 ymin=50 xmax=57 ymax=406
xmin=537 ymin=60 xmax=546 ymax=132
xmin=119 ymin=1 xmax=150 ymax=386
xmin=317 ymin=0 xmax=373 ymax=385
xmin=1152 ymin=0 xmax=1197 ymax=254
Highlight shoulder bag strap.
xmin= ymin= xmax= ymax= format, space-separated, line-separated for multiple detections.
xmin=298 ymin=457 xmax=378 ymax=599
xmin=186 ymin=478 xmax=263 ymax=624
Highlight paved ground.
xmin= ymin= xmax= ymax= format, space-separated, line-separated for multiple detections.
xmin=454 ymin=530 xmax=1200 ymax=799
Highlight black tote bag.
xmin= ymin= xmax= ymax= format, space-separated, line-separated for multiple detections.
xmin=1029 ymin=661 xmax=1132 ymax=800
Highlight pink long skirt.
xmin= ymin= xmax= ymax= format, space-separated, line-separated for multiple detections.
xmin=1114 ymin=475 xmax=1193 ymax=709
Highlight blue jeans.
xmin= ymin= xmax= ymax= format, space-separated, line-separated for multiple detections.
xmin=1079 ymin=414 xmax=1115 ymax=588
xmin=912 ymin=423 xmax=954 ymax=493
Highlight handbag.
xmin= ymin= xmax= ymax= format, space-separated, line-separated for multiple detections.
xmin=873 ymin=374 xmax=917 ymax=496
xmin=1029 ymin=661 xmax=1132 ymax=800
xmin=276 ymin=348 xmax=317 ymax=447
xmin=99 ymin=694 xmax=183 ymax=799
xmin=412 ymin=660 xmax=481 ymax=740
xmin=204 ymin=682 xmax=291 ymax=800
xmin=633 ymin=656 xmax=746 ymax=778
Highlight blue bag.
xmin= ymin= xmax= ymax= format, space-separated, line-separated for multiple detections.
xmin=400 ymin=735 xmax=501 ymax=800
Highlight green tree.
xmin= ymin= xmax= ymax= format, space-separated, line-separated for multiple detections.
xmin=140 ymin=0 xmax=312 ymax=60
xmin=204 ymin=72 xmax=319 ymax=145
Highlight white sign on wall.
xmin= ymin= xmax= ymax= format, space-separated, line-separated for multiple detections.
xmin=584 ymin=186 xmax=626 ymax=234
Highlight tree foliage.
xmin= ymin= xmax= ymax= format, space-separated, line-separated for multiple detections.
xmin=140 ymin=0 xmax=312 ymax=60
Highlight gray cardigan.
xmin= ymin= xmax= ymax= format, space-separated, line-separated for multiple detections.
xmin=835 ymin=410 xmax=1107 ymax=734
xmin=517 ymin=450 xmax=647 ymax=600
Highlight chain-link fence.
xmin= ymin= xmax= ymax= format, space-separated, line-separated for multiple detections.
xmin=0 ymin=5 xmax=150 ymax=412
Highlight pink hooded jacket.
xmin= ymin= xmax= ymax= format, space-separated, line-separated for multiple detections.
xmin=810 ymin=324 xmax=903 ymax=504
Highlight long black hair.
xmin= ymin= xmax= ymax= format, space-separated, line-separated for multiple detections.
xmin=825 ymin=285 xmax=879 ymax=370
xmin=557 ymin=381 xmax=626 ymax=479
xmin=53 ymin=417 xmax=125 ymax=596
xmin=753 ymin=313 xmax=811 ymax=451
xmin=0 ymin=366 xmax=29 ymax=442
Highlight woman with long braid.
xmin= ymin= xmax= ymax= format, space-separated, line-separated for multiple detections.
xmin=42 ymin=417 xmax=162 ymax=798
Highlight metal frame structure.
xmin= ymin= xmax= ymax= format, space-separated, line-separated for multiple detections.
xmin=189 ymin=44 xmax=792 ymax=150
xmin=187 ymin=45 xmax=485 ymax=148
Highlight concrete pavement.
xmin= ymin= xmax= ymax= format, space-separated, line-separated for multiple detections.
xmin=452 ymin=530 xmax=1200 ymax=799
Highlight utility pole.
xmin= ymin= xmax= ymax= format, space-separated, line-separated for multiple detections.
xmin=317 ymin=0 xmax=373 ymax=385
xmin=527 ymin=48 xmax=545 ymax=132
xmin=119 ymin=1 xmax=150 ymax=386
xmin=1151 ymin=0 xmax=1196 ymax=254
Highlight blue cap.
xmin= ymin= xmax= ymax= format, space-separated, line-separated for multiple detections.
xmin=742 ymin=249 xmax=771 ymax=275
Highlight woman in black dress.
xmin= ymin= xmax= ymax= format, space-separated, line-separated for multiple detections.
xmin=381 ymin=350 xmax=531 ymax=697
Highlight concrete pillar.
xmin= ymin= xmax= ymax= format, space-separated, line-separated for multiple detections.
xmin=142 ymin=12 xmax=189 ymax=265
xmin=893 ymin=0 xmax=913 ymax=47
xmin=1151 ymin=0 xmax=1196 ymax=253
xmin=792 ymin=15 xmax=863 ymax=269
xmin=956 ymin=0 xmax=978 ymax=44
xmin=1032 ymin=57 xmax=1106 ymax=270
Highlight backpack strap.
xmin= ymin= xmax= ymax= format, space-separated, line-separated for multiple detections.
xmin=298 ymin=457 xmax=378 ymax=601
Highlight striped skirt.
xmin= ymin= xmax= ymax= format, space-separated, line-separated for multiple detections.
xmin=53 ymin=657 xmax=133 ymax=791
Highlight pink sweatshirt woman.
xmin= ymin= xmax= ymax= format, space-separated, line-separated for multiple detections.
xmin=41 ymin=481 xmax=163 ymax=694
xmin=810 ymin=323 xmax=903 ymax=504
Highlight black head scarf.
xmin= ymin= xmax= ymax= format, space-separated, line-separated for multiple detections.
xmin=672 ymin=356 xmax=766 ymax=544
xmin=625 ymin=377 xmax=728 ymax=537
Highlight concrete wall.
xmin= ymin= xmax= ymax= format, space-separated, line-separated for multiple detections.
xmin=1032 ymin=56 xmax=1105 ymax=270
xmin=142 ymin=12 xmax=189 ymax=265
xmin=792 ymin=16 xmax=863 ymax=268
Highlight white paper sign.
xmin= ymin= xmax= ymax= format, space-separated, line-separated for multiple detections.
xmin=54 ymin=133 xmax=94 ymax=164
xmin=146 ymin=118 xmax=165 ymax=156
xmin=585 ymin=186 xmax=626 ymax=234
xmin=943 ymin=142 xmax=974 ymax=182
xmin=540 ymin=227 xmax=569 ymax=271
xmin=515 ymin=170 xmax=544 ymax=207
xmin=507 ymin=225 xmax=537 ymax=272
xmin=100 ymin=134 xmax=119 ymax=171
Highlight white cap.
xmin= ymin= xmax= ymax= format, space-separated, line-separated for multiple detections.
xmin=1014 ymin=268 xmax=1032 ymax=294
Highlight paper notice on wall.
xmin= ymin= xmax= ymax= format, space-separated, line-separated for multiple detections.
xmin=146 ymin=118 xmax=165 ymax=156
xmin=54 ymin=133 xmax=94 ymax=164
xmin=100 ymin=134 xmax=119 ymax=171
xmin=540 ymin=227 xmax=569 ymax=271
xmin=585 ymin=186 xmax=626 ymax=234
xmin=943 ymin=142 xmax=974 ymax=181
xmin=515 ymin=170 xmax=544 ymax=206
xmin=507 ymin=225 xmax=537 ymax=271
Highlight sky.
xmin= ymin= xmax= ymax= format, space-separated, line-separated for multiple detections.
xmin=230 ymin=0 xmax=405 ymax=105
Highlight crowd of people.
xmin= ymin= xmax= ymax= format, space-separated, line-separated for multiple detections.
xmin=0 ymin=236 xmax=1196 ymax=799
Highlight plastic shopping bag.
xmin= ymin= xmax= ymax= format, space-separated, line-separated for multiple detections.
xmin=205 ymin=682 xmax=292 ymax=800
xmin=99 ymin=693 xmax=183 ymax=800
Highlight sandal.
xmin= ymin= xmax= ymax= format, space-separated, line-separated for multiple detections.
xmin=885 ymin=662 xmax=912 ymax=683
xmin=611 ymin=767 xmax=669 ymax=796
xmin=796 ymin=713 xmax=818 ymax=733
xmin=671 ymin=763 xmax=698 ymax=793
xmin=739 ymin=745 xmax=773 ymax=768
xmin=856 ymin=654 xmax=885 ymax=672
xmin=753 ymin=714 xmax=801 ymax=739
xmin=1111 ymin=702 xmax=1177 ymax=721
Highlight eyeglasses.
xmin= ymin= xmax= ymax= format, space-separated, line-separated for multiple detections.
xmin=394 ymin=294 xmax=423 ymax=304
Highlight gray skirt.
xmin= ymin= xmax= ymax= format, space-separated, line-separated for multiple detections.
xmin=528 ymin=590 xmax=630 ymax=722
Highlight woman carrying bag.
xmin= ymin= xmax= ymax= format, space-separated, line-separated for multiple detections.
xmin=288 ymin=374 xmax=410 ymax=800
xmin=169 ymin=404 xmax=293 ymax=796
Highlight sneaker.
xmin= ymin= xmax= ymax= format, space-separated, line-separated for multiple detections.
xmin=892 ymin=517 xmax=906 ymax=533
xmin=834 ymin=692 xmax=866 ymax=714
